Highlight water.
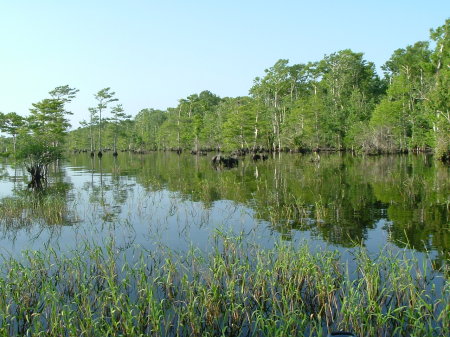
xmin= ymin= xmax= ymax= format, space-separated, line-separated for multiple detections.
xmin=0 ymin=153 xmax=448 ymax=268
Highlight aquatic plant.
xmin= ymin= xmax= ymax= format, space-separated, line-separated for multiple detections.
xmin=0 ymin=183 xmax=75 ymax=230
xmin=0 ymin=233 xmax=447 ymax=336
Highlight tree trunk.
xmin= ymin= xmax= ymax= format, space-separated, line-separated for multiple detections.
xmin=113 ymin=136 xmax=118 ymax=156
xmin=98 ymin=108 xmax=103 ymax=156
xmin=113 ymin=125 xmax=118 ymax=156
xmin=253 ymin=110 xmax=259 ymax=150
xmin=27 ymin=164 xmax=47 ymax=190
xmin=177 ymin=106 xmax=181 ymax=150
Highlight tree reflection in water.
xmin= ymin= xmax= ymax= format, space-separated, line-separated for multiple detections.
xmin=0 ymin=153 xmax=448 ymax=266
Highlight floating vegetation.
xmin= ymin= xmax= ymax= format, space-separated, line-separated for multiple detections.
xmin=0 ymin=233 xmax=447 ymax=336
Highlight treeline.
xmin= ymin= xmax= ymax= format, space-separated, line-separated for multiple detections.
xmin=2 ymin=20 xmax=449 ymax=161
xmin=68 ymin=19 xmax=448 ymax=160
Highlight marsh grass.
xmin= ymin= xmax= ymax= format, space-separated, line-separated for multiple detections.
xmin=0 ymin=184 xmax=75 ymax=229
xmin=0 ymin=232 xmax=447 ymax=337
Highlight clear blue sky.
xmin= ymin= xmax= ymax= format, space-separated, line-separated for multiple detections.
xmin=0 ymin=0 xmax=449 ymax=128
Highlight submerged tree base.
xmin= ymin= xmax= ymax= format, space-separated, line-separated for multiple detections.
xmin=26 ymin=164 xmax=48 ymax=190
xmin=17 ymin=140 xmax=62 ymax=191
xmin=0 ymin=235 xmax=447 ymax=336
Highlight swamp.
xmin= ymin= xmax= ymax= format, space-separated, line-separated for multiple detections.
xmin=0 ymin=152 xmax=448 ymax=336
xmin=0 ymin=16 xmax=449 ymax=335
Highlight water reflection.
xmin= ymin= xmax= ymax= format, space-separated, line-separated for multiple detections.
xmin=76 ymin=156 xmax=133 ymax=223
xmin=0 ymin=153 xmax=448 ymax=263
xmin=0 ymin=181 xmax=74 ymax=245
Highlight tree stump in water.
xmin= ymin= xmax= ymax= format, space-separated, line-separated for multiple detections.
xmin=26 ymin=164 xmax=46 ymax=190
xmin=211 ymin=154 xmax=238 ymax=168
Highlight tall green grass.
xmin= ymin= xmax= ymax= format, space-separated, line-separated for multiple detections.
xmin=0 ymin=233 xmax=447 ymax=336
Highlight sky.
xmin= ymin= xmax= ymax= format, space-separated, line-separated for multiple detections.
xmin=0 ymin=0 xmax=449 ymax=128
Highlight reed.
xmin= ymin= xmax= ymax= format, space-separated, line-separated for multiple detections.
xmin=0 ymin=233 xmax=447 ymax=336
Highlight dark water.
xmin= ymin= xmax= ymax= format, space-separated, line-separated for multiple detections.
xmin=0 ymin=153 xmax=449 ymax=267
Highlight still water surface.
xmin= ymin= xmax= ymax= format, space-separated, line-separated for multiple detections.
xmin=0 ymin=153 xmax=448 ymax=267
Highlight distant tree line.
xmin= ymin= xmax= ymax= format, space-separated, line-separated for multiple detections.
xmin=2 ymin=19 xmax=449 ymax=162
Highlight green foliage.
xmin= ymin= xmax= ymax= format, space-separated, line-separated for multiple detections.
xmin=283 ymin=95 xmax=324 ymax=149
xmin=16 ymin=137 xmax=63 ymax=164
xmin=53 ymin=19 xmax=450 ymax=160
xmin=93 ymin=87 xmax=119 ymax=152
xmin=28 ymin=99 xmax=69 ymax=145
xmin=0 ymin=235 xmax=446 ymax=336
xmin=318 ymin=50 xmax=383 ymax=148
xmin=2 ymin=85 xmax=79 ymax=189
xmin=134 ymin=108 xmax=167 ymax=149
xmin=107 ymin=104 xmax=131 ymax=152
xmin=373 ymin=41 xmax=435 ymax=151
xmin=221 ymin=97 xmax=259 ymax=150
xmin=0 ymin=111 xmax=25 ymax=153
xmin=49 ymin=84 xmax=79 ymax=103
xmin=429 ymin=68 xmax=450 ymax=160
xmin=152 ymin=91 xmax=222 ymax=151
xmin=130 ymin=51 xmax=384 ymax=153
xmin=15 ymin=136 xmax=64 ymax=189
xmin=428 ymin=19 xmax=450 ymax=160
xmin=27 ymin=85 xmax=78 ymax=148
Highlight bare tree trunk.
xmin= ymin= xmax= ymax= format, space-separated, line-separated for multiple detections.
xmin=177 ymin=106 xmax=181 ymax=151
xmin=113 ymin=130 xmax=118 ymax=157
xmin=253 ymin=111 xmax=259 ymax=150
xmin=98 ymin=108 xmax=103 ymax=157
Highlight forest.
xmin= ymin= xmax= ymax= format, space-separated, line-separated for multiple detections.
xmin=1 ymin=19 xmax=449 ymax=161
